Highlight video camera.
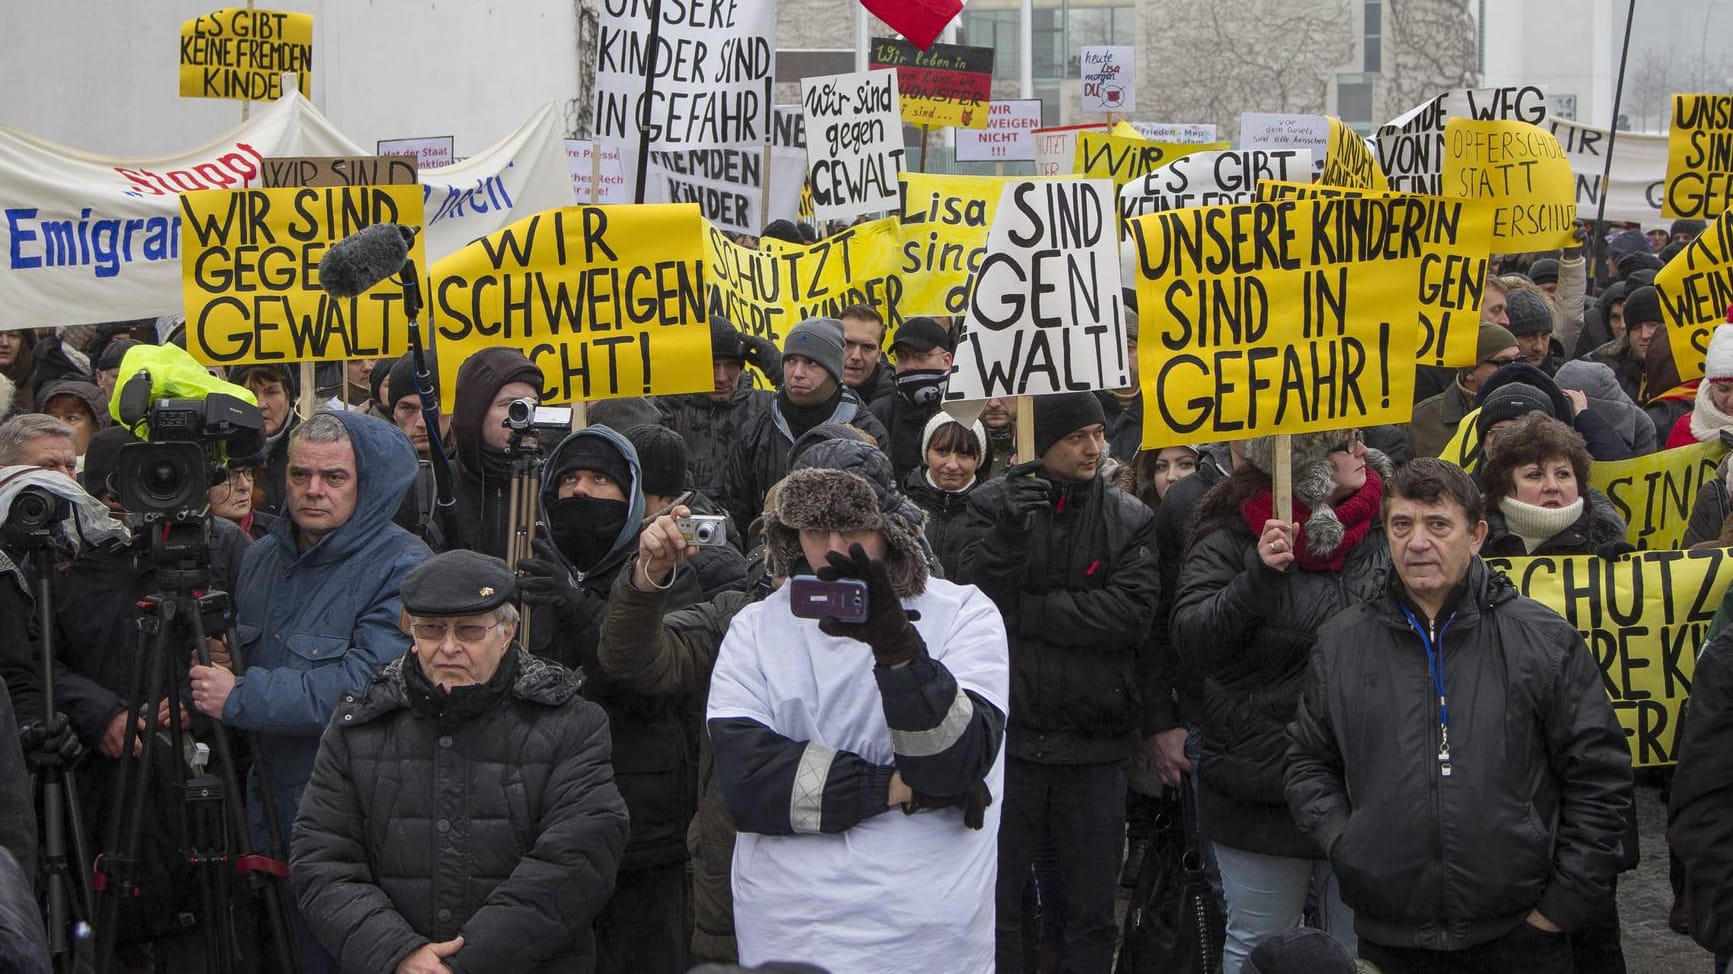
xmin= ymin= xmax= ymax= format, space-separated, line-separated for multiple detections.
xmin=110 ymin=344 xmax=265 ymax=519
xmin=0 ymin=484 xmax=70 ymax=551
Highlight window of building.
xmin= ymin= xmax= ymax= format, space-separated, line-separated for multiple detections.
xmin=1364 ymin=0 xmax=1382 ymax=72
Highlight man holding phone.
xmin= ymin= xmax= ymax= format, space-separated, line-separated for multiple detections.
xmin=707 ymin=466 xmax=1010 ymax=974
xmin=953 ymin=391 xmax=1160 ymax=973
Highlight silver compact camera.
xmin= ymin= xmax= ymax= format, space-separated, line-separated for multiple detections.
xmin=674 ymin=514 xmax=729 ymax=547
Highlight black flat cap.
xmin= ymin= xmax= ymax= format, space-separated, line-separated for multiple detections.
xmin=401 ymin=550 xmax=517 ymax=616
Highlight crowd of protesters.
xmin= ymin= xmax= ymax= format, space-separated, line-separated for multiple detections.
xmin=0 ymin=215 xmax=1726 ymax=974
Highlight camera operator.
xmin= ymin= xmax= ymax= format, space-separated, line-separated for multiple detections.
xmin=190 ymin=410 xmax=431 ymax=974
xmin=0 ymin=413 xmax=78 ymax=480
xmin=451 ymin=349 xmax=544 ymax=560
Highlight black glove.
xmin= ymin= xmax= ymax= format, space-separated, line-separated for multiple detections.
xmin=816 ymin=543 xmax=924 ymax=667
xmin=515 ymin=558 xmax=589 ymax=619
xmin=19 ymin=713 xmax=83 ymax=769
xmin=740 ymin=333 xmax=783 ymax=383
xmin=996 ymin=468 xmax=1052 ymax=532
xmin=902 ymin=779 xmax=993 ymax=830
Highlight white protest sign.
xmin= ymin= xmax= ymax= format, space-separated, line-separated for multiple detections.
xmin=591 ymin=0 xmax=774 ymax=154
xmin=564 ymin=140 xmax=630 ymax=203
xmin=956 ymin=99 xmax=1044 ymax=163
xmin=1032 ymin=122 xmax=1110 ymax=177
xmin=1547 ymin=117 xmax=1669 ymax=225
xmin=377 ymin=136 xmax=455 ymax=170
xmin=1376 ymin=86 xmax=1548 ymax=194
xmin=801 ymin=68 xmax=905 ymax=222
xmin=641 ymin=107 xmax=809 ymax=233
xmin=1132 ymin=122 xmax=1219 ymax=144
xmin=0 ymin=88 xmax=356 ymax=328
xmin=1119 ymin=149 xmax=1314 ymax=223
xmin=1080 ymin=46 xmax=1136 ymax=114
xmin=948 ymin=178 xmax=1128 ymax=400
xmin=768 ymin=105 xmax=807 ymax=225
xmin=1240 ymin=113 xmax=1332 ymax=168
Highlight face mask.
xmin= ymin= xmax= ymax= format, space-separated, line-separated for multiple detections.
xmin=895 ymin=368 xmax=949 ymax=407
xmin=545 ymin=495 xmax=629 ymax=572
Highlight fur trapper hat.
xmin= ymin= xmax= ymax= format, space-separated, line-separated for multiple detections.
xmin=1242 ymin=431 xmax=1358 ymax=556
xmin=762 ymin=467 xmax=928 ymax=598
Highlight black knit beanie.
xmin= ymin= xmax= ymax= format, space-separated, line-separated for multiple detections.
xmin=1033 ymin=392 xmax=1107 ymax=457
xmin=622 ymin=424 xmax=687 ymax=497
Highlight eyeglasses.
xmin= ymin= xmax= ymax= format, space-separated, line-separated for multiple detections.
xmin=409 ymin=621 xmax=502 ymax=643
xmin=1485 ymin=354 xmax=1521 ymax=368
xmin=1329 ymin=430 xmax=1364 ymax=454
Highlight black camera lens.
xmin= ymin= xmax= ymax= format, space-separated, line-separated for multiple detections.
xmin=144 ymin=459 xmax=185 ymax=497
xmin=115 ymin=442 xmax=209 ymax=516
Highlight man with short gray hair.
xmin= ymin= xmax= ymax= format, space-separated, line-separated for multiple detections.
xmin=191 ymin=409 xmax=430 ymax=973
xmin=0 ymin=413 xmax=77 ymax=479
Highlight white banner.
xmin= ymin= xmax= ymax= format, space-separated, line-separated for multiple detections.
xmin=948 ymin=178 xmax=1128 ymax=401
xmin=0 ymin=90 xmax=573 ymax=329
xmin=1546 ymin=117 xmax=1669 ymax=226
xmin=1375 ymin=86 xmax=1548 ymax=195
xmin=591 ymin=0 xmax=775 ymax=153
xmin=1080 ymin=46 xmax=1136 ymax=114
xmin=956 ymin=99 xmax=1043 ymax=163
xmin=802 ymin=69 xmax=904 ymax=223
xmin=0 ymin=90 xmax=353 ymax=329
xmin=1119 ymin=149 xmax=1314 ymax=223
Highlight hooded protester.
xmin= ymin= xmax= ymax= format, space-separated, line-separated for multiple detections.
xmin=870 ymin=316 xmax=956 ymax=480
xmin=658 ymin=316 xmax=775 ymax=497
xmin=1553 ymin=360 xmax=1660 ymax=456
xmin=450 ymin=348 xmax=545 ymax=560
xmin=1667 ymin=321 xmax=1733 ymax=449
xmin=231 ymin=362 xmax=300 ymax=517
xmin=189 ymin=410 xmax=431 ymax=973
xmin=519 ymin=426 xmax=711 ymax=974
xmin=35 ymin=378 xmax=107 ymax=460
xmin=903 ymin=412 xmax=990 ymax=577
xmin=1576 ymin=281 xmax=1630 ymax=363
xmin=1472 ymin=362 xmax=1632 ymax=464
xmin=719 ymin=317 xmax=889 ymax=529
xmin=1173 ymin=429 xmax=1395 ymax=971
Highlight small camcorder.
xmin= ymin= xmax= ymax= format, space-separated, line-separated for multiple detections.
xmin=789 ymin=576 xmax=869 ymax=624
xmin=674 ymin=514 xmax=728 ymax=547
xmin=503 ymin=398 xmax=574 ymax=433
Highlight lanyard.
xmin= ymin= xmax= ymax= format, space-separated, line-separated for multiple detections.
xmin=1399 ymin=603 xmax=1457 ymax=777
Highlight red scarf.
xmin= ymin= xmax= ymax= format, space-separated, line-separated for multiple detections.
xmin=1240 ymin=467 xmax=1384 ymax=573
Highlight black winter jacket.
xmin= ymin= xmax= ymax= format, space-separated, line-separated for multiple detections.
xmin=658 ymin=380 xmax=773 ymax=498
xmin=901 ymin=467 xmax=976 ymax=579
xmin=1286 ymin=561 xmax=1634 ymax=950
xmin=718 ymin=387 xmax=889 ymax=529
xmin=1172 ymin=479 xmax=1391 ymax=858
xmin=868 ymin=389 xmax=941 ymax=481
xmin=1669 ymin=627 xmax=1733 ymax=952
xmin=954 ymin=466 xmax=1158 ymax=763
xmin=1481 ymin=488 xmax=1628 ymax=558
xmin=291 ymin=648 xmax=628 ymax=974
xmin=1097 ymin=391 xmax=1143 ymax=462
xmin=1685 ymin=454 xmax=1733 ymax=547
xmin=851 ymin=361 xmax=896 ymax=407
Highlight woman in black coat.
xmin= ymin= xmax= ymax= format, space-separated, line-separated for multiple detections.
xmin=902 ymin=412 xmax=990 ymax=578
xmin=1172 ymin=429 xmax=1391 ymax=972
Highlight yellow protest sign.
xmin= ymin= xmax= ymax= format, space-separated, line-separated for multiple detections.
xmin=429 ymin=204 xmax=711 ymax=408
xmin=179 ymin=8 xmax=313 ymax=101
xmin=1322 ymin=117 xmax=1389 ymax=190
xmin=1437 ymin=405 xmax=1482 ymax=465
xmin=898 ymin=172 xmax=1013 ymax=316
xmin=1126 ymin=197 xmax=1497 ymax=447
xmin=1255 ymin=180 xmax=1493 ymax=370
xmin=179 ymin=185 xmax=425 ymax=367
xmin=1110 ymin=121 xmax=1144 ymax=139
xmin=1656 ymin=209 xmax=1733 ymax=382
xmin=1075 ymin=132 xmax=1228 ymax=194
xmin=1441 ymin=118 xmax=1576 ymax=250
xmin=1592 ymin=439 xmax=1731 ymax=551
xmin=706 ymin=216 xmax=904 ymax=345
xmin=1665 ymin=95 xmax=1733 ymax=220
xmin=1488 ymin=549 xmax=1731 ymax=766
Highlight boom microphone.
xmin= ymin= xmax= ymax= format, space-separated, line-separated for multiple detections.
xmin=317 ymin=223 xmax=414 ymax=299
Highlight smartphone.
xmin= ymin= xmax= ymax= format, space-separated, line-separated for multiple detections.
xmin=788 ymin=576 xmax=869 ymax=624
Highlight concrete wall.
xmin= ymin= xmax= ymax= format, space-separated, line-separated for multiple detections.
xmin=0 ymin=0 xmax=589 ymax=157
xmin=1480 ymin=0 xmax=1614 ymax=127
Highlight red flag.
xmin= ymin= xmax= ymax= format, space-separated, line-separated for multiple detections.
xmin=859 ymin=0 xmax=963 ymax=51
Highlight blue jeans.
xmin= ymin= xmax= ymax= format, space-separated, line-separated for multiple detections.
xmin=1213 ymin=843 xmax=1355 ymax=974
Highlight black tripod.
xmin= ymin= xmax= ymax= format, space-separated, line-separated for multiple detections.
xmin=5 ymin=489 xmax=97 ymax=973
xmin=92 ymin=518 xmax=299 ymax=974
